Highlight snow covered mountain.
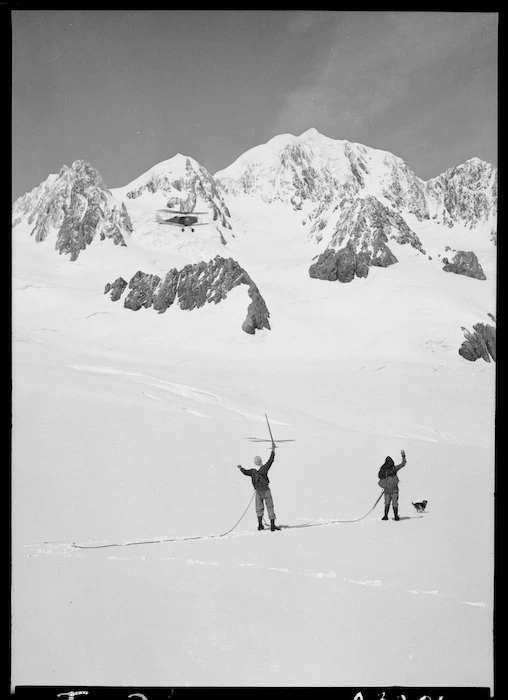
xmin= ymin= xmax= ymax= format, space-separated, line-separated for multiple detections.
xmin=215 ymin=127 xmax=497 ymax=238
xmin=11 ymin=128 xmax=497 ymax=353
xmin=114 ymin=153 xmax=233 ymax=232
xmin=425 ymin=157 xmax=497 ymax=233
xmin=216 ymin=128 xmax=431 ymax=220
xmin=12 ymin=160 xmax=133 ymax=261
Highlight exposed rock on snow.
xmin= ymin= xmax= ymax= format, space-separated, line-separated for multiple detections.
xmin=124 ymin=271 xmax=162 ymax=311
xmin=442 ymin=251 xmax=487 ymax=280
xmin=12 ymin=160 xmax=133 ymax=261
xmin=122 ymin=154 xmax=232 ymax=231
xmin=329 ymin=196 xmax=425 ymax=256
xmin=308 ymin=196 xmax=424 ymax=282
xmin=104 ymin=277 xmax=128 ymax=302
xmin=459 ymin=314 xmax=496 ymax=362
xmin=309 ymin=243 xmax=378 ymax=283
xmin=106 ymin=256 xmax=270 ymax=334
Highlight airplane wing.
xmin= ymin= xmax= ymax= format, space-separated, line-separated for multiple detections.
xmin=154 ymin=220 xmax=209 ymax=227
xmin=157 ymin=209 xmax=209 ymax=215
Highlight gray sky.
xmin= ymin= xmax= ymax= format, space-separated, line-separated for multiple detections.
xmin=12 ymin=10 xmax=498 ymax=200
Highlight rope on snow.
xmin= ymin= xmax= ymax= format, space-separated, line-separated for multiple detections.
xmin=72 ymin=490 xmax=385 ymax=550
xmin=263 ymin=490 xmax=385 ymax=530
xmin=71 ymin=491 xmax=257 ymax=550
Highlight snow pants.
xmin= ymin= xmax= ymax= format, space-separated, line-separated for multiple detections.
xmin=255 ymin=488 xmax=276 ymax=519
xmin=384 ymin=490 xmax=399 ymax=508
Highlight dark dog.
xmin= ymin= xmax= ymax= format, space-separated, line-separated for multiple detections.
xmin=412 ymin=500 xmax=428 ymax=513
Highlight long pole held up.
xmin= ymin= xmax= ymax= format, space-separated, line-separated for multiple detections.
xmin=265 ymin=413 xmax=275 ymax=446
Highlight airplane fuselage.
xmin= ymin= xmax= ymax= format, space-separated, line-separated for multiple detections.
xmin=168 ymin=215 xmax=198 ymax=226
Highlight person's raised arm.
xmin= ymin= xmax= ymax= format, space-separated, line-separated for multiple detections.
xmin=394 ymin=449 xmax=407 ymax=472
xmin=260 ymin=449 xmax=276 ymax=475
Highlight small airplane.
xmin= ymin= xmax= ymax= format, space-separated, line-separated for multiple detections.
xmin=155 ymin=208 xmax=209 ymax=232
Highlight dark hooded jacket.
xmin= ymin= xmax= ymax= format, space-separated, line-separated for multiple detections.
xmin=378 ymin=455 xmax=406 ymax=493
xmin=240 ymin=450 xmax=275 ymax=491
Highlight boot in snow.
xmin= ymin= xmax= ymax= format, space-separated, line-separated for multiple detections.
xmin=382 ymin=505 xmax=389 ymax=521
xmin=270 ymin=519 xmax=281 ymax=531
xmin=257 ymin=516 xmax=264 ymax=531
xmin=394 ymin=507 xmax=400 ymax=521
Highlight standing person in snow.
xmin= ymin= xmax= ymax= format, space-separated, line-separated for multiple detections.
xmin=237 ymin=445 xmax=280 ymax=531
xmin=378 ymin=450 xmax=407 ymax=521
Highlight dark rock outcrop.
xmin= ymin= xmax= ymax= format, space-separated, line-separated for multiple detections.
xmin=242 ymin=285 xmax=271 ymax=335
xmin=124 ymin=272 xmax=162 ymax=311
xmin=309 ymin=239 xmax=397 ymax=283
xmin=458 ymin=315 xmax=496 ymax=362
xmin=12 ymin=160 xmax=133 ymax=261
xmin=104 ymin=277 xmax=128 ymax=302
xmin=105 ymin=256 xmax=270 ymax=334
xmin=309 ymin=196 xmax=422 ymax=282
xmin=309 ymin=249 xmax=342 ymax=281
xmin=442 ymin=251 xmax=487 ymax=280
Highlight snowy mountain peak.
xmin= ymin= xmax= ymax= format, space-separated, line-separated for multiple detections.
xmin=215 ymin=129 xmax=428 ymax=219
xmin=424 ymin=157 xmax=497 ymax=230
xmin=12 ymin=159 xmax=133 ymax=261
xmin=123 ymin=153 xmax=198 ymax=187
xmin=299 ymin=127 xmax=322 ymax=141
xmin=114 ymin=153 xmax=232 ymax=230
xmin=215 ymin=129 xmax=497 ymax=233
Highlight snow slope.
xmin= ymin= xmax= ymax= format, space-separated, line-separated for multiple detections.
xmin=12 ymin=187 xmax=495 ymax=689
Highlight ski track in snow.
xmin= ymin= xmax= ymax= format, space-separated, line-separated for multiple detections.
xmin=69 ymin=364 xmax=289 ymax=425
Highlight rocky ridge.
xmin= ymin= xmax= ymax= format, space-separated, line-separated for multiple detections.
xmin=309 ymin=196 xmax=426 ymax=282
xmin=104 ymin=256 xmax=270 ymax=335
xmin=425 ymin=158 xmax=497 ymax=230
xmin=12 ymin=160 xmax=133 ymax=261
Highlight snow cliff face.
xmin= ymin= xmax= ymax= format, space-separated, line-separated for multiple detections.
xmin=119 ymin=154 xmax=232 ymax=231
xmin=12 ymin=160 xmax=133 ymax=261
xmin=105 ymin=256 xmax=270 ymax=335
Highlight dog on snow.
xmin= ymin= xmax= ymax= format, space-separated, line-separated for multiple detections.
xmin=412 ymin=500 xmax=428 ymax=513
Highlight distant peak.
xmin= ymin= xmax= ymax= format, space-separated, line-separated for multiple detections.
xmin=148 ymin=153 xmax=197 ymax=174
xmin=299 ymin=127 xmax=322 ymax=140
xmin=463 ymin=156 xmax=493 ymax=167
